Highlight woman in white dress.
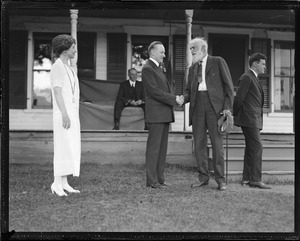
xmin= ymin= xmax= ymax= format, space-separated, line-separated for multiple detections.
xmin=50 ymin=34 xmax=81 ymax=196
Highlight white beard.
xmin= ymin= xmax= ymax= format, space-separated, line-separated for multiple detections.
xmin=192 ymin=54 xmax=201 ymax=64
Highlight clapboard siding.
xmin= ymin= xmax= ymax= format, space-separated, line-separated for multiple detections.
xmin=262 ymin=114 xmax=294 ymax=133
xmin=9 ymin=110 xmax=53 ymax=130
xmin=171 ymin=111 xmax=185 ymax=131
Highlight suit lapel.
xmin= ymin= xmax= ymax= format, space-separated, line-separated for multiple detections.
xmin=250 ymin=70 xmax=263 ymax=93
xmin=126 ymin=80 xmax=131 ymax=88
xmin=205 ymin=56 xmax=212 ymax=76
xmin=149 ymin=59 xmax=170 ymax=91
xmin=249 ymin=70 xmax=264 ymax=106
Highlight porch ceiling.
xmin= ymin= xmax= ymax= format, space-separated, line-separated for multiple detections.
xmin=8 ymin=7 xmax=295 ymax=27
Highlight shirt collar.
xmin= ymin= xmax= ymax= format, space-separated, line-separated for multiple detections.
xmin=129 ymin=79 xmax=135 ymax=87
xmin=150 ymin=57 xmax=159 ymax=67
xmin=201 ymin=54 xmax=208 ymax=64
xmin=250 ymin=68 xmax=258 ymax=78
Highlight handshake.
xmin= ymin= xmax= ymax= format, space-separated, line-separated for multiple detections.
xmin=128 ymin=99 xmax=144 ymax=106
xmin=176 ymin=95 xmax=184 ymax=106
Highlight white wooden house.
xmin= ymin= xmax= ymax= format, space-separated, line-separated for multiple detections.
xmin=3 ymin=2 xmax=296 ymax=178
xmin=6 ymin=3 xmax=295 ymax=133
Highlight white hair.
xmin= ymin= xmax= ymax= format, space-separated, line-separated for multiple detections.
xmin=189 ymin=37 xmax=208 ymax=53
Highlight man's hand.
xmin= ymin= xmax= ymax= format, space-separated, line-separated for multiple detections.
xmin=176 ymin=95 xmax=184 ymax=106
xmin=223 ymin=109 xmax=232 ymax=117
xmin=130 ymin=100 xmax=139 ymax=106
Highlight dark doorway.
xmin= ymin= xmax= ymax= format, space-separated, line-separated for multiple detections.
xmin=131 ymin=35 xmax=169 ymax=81
xmin=209 ymin=34 xmax=248 ymax=88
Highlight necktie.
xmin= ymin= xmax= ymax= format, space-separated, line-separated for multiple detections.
xmin=159 ymin=63 xmax=164 ymax=72
xmin=198 ymin=61 xmax=203 ymax=84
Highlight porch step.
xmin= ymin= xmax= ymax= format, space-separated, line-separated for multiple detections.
xmin=7 ymin=131 xmax=294 ymax=181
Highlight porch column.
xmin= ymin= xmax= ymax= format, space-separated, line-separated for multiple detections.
xmin=184 ymin=9 xmax=193 ymax=131
xmin=70 ymin=9 xmax=78 ymax=73
xmin=126 ymin=34 xmax=132 ymax=76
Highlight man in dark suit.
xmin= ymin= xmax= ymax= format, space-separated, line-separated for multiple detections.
xmin=183 ymin=37 xmax=234 ymax=191
xmin=233 ymin=53 xmax=271 ymax=189
xmin=142 ymin=41 xmax=182 ymax=188
xmin=113 ymin=68 xmax=146 ymax=130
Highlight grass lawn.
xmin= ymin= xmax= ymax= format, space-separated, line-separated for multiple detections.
xmin=8 ymin=162 xmax=294 ymax=234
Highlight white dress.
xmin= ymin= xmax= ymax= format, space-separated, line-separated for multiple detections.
xmin=50 ymin=58 xmax=81 ymax=177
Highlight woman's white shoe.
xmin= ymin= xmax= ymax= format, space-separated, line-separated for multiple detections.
xmin=62 ymin=184 xmax=80 ymax=193
xmin=51 ymin=184 xmax=68 ymax=196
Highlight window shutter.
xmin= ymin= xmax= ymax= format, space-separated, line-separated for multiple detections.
xmin=77 ymin=32 xmax=96 ymax=79
xmin=251 ymin=38 xmax=271 ymax=112
xmin=9 ymin=30 xmax=28 ymax=109
xmin=107 ymin=33 xmax=127 ymax=82
xmin=173 ymin=35 xmax=186 ymax=111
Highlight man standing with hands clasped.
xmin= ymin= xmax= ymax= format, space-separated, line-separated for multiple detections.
xmin=233 ymin=53 xmax=271 ymax=189
xmin=182 ymin=37 xmax=234 ymax=191
xmin=142 ymin=41 xmax=183 ymax=188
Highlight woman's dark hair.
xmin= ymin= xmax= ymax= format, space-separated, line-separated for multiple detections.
xmin=52 ymin=34 xmax=76 ymax=59
xmin=249 ymin=53 xmax=267 ymax=67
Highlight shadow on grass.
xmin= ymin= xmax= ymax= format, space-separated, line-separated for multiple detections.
xmin=8 ymin=162 xmax=294 ymax=233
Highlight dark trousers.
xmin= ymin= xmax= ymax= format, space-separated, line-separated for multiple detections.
xmin=192 ymin=91 xmax=225 ymax=184
xmin=241 ymin=126 xmax=263 ymax=182
xmin=114 ymin=100 xmax=145 ymax=121
xmin=146 ymin=123 xmax=169 ymax=185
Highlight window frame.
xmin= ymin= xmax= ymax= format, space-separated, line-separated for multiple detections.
xmin=273 ymin=40 xmax=295 ymax=113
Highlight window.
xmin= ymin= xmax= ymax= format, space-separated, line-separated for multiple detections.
xmin=274 ymin=41 xmax=295 ymax=112
xmin=32 ymin=32 xmax=96 ymax=109
xmin=131 ymin=35 xmax=169 ymax=82
xmin=32 ymin=39 xmax=52 ymax=109
xmin=131 ymin=43 xmax=148 ymax=81
xmin=77 ymin=32 xmax=96 ymax=79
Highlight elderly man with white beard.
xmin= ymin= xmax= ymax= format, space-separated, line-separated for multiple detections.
xmin=182 ymin=37 xmax=234 ymax=191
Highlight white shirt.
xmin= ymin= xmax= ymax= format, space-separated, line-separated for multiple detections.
xmin=198 ymin=54 xmax=208 ymax=91
xmin=129 ymin=79 xmax=135 ymax=87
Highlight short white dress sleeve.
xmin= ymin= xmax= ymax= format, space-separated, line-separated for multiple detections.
xmin=50 ymin=58 xmax=81 ymax=177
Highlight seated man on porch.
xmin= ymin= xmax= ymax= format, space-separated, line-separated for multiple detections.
xmin=113 ymin=68 xmax=146 ymax=130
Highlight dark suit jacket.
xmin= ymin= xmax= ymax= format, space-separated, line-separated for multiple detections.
xmin=184 ymin=55 xmax=234 ymax=126
xmin=141 ymin=59 xmax=176 ymax=123
xmin=116 ymin=80 xmax=145 ymax=105
xmin=233 ymin=69 xmax=264 ymax=129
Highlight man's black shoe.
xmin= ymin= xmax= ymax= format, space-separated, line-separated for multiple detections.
xmin=217 ymin=182 xmax=226 ymax=191
xmin=147 ymin=183 xmax=162 ymax=189
xmin=191 ymin=180 xmax=209 ymax=188
xmin=159 ymin=182 xmax=169 ymax=187
xmin=249 ymin=181 xmax=271 ymax=189
xmin=113 ymin=120 xmax=120 ymax=130
xmin=241 ymin=180 xmax=250 ymax=186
